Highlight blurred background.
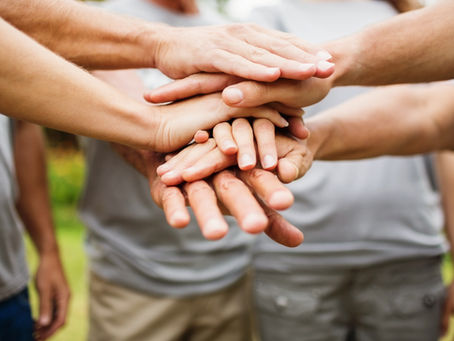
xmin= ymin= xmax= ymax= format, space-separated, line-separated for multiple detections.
xmin=25 ymin=1 xmax=452 ymax=340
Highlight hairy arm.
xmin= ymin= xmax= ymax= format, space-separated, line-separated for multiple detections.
xmin=307 ymin=84 xmax=454 ymax=160
xmin=0 ymin=18 xmax=158 ymax=149
xmin=328 ymin=1 xmax=454 ymax=86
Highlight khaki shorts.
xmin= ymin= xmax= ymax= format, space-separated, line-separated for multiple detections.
xmin=88 ymin=272 xmax=253 ymax=341
xmin=254 ymin=257 xmax=444 ymax=341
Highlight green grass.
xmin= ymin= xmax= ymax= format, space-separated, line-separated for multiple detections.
xmin=23 ymin=149 xmax=454 ymax=340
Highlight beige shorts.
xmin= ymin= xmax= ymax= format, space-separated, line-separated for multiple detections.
xmin=88 ymin=272 xmax=253 ymax=341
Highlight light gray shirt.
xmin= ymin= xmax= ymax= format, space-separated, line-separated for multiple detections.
xmin=252 ymin=0 xmax=446 ymax=272
xmin=79 ymin=0 xmax=254 ymax=297
xmin=0 ymin=115 xmax=28 ymax=300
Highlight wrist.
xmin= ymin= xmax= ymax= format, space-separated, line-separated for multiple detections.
xmin=139 ymin=22 xmax=172 ymax=70
xmin=305 ymin=115 xmax=335 ymax=160
xmin=322 ymin=33 xmax=363 ymax=87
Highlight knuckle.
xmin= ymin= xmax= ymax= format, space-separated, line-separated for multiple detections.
xmin=254 ymin=118 xmax=274 ymax=131
xmin=249 ymin=168 xmax=269 ymax=182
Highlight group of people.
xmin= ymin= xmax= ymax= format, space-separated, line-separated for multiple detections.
xmin=1 ymin=0 xmax=454 ymax=340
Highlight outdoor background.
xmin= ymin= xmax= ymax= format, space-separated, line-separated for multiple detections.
xmin=24 ymin=1 xmax=451 ymax=340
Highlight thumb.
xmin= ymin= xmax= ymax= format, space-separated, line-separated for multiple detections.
xmin=38 ymin=284 xmax=52 ymax=327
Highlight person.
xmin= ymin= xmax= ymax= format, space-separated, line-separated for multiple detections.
xmin=247 ymin=2 xmax=451 ymax=340
xmin=0 ymin=116 xmax=69 ymax=341
xmin=0 ymin=0 xmax=334 ymax=140
xmin=78 ymin=1 xmax=295 ymax=340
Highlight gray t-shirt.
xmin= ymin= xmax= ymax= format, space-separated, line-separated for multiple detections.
xmin=79 ymin=0 xmax=254 ymax=297
xmin=252 ymin=0 xmax=446 ymax=271
xmin=0 ymin=115 xmax=28 ymax=301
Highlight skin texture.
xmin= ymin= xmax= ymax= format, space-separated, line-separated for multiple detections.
xmin=13 ymin=121 xmax=70 ymax=340
xmin=0 ymin=0 xmax=333 ymax=80
xmin=159 ymin=83 xmax=454 ymax=186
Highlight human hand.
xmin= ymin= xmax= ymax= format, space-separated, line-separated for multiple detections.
xmin=145 ymin=70 xmax=333 ymax=109
xmin=150 ymin=92 xmax=303 ymax=153
xmin=158 ymin=128 xmax=314 ymax=187
xmin=151 ymin=23 xmax=334 ymax=82
xmin=34 ymin=252 xmax=70 ymax=340
xmin=112 ymin=144 xmax=304 ymax=247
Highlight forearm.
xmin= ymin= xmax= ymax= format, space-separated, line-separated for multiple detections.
xmin=0 ymin=18 xmax=157 ymax=149
xmin=326 ymin=1 xmax=454 ymax=86
xmin=306 ymin=84 xmax=454 ymax=160
xmin=14 ymin=122 xmax=59 ymax=256
xmin=0 ymin=0 xmax=164 ymax=69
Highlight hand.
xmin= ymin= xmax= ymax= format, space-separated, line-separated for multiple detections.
xmin=158 ymin=130 xmax=314 ymax=186
xmin=145 ymin=71 xmax=333 ymax=109
xmin=112 ymin=144 xmax=304 ymax=247
xmin=151 ymin=23 xmax=335 ymax=82
xmin=34 ymin=252 xmax=70 ymax=340
xmin=150 ymin=92 xmax=303 ymax=153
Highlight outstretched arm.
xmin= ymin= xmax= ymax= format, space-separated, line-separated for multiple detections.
xmin=0 ymin=0 xmax=332 ymax=81
xmin=307 ymin=83 xmax=454 ymax=159
xmin=328 ymin=1 xmax=454 ymax=86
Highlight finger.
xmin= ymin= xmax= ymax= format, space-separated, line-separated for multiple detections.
xmin=37 ymin=284 xmax=52 ymax=328
xmin=153 ymin=178 xmax=190 ymax=228
xmin=194 ymin=130 xmax=210 ymax=144
xmin=213 ymin=170 xmax=268 ymax=234
xmin=209 ymin=49 xmax=281 ymax=82
xmin=144 ymin=73 xmax=241 ymax=104
xmin=261 ymin=204 xmax=304 ymax=247
xmin=185 ymin=181 xmax=229 ymax=240
xmin=159 ymin=139 xmax=216 ymax=185
xmin=227 ymin=32 xmax=318 ymax=80
xmin=287 ymin=116 xmax=310 ymax=140
xmin=182 ymin=148 xmax=236 ymax=183
xmin=232 ymin=119 xmax=256 ymax=170
xmin=253 ymin=119 xmax=277 ymax=170
xmin=213 ymin=122 xmax=237 ymax=155
xmin=277 ymin=148 xmax=312 ymax=183
xmin=41 ymin=290 xmax=69 ymax=340
xmin=239 ymin=169 xmax=294 ymax=211
xmin=251 ymin=25 xmax=335 ymax=78
xmin=269 ymin=102 xmax=305 ymax=118
xmin=223 ymin=80 xmax=298 ymax=108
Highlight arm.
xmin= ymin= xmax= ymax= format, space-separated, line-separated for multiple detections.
xmin=13 ymin=121 xmax=70 ymax=340
xmin=0 ymin=0 xmax=331 ymax=81
xmin=0 ymin=19 xmax=291 ymax=153
xmin=435 ymin=151 xmax=454 ymax=336
xmin=307 ymin=83 xmax=454 ymax=159
xmin=327 ymin=1 xmax=454 ymax=86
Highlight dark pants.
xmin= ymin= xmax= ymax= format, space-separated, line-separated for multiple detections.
xmin=0 ymin=288 xmax=34 ymax=341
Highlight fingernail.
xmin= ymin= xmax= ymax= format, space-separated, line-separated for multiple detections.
xmin=239 ymin=154 xmax=255 ymax=169
xmin=262 ymin=155 xmax=276 ymax=169
xmin=280 ymin=117 xmax=290 ymax=128
xmin=223 ymin=87 xmax=244 ymax=104
xmin=298 ymin=63 xmax=316 ymax=73
xmin=269 ymin=190 xmax=294 ymax=210
xmin=316 ymin=50 xmax=333 ymax=61
xmin=170 ymin=211 xmax=189 ymax=228
xmin=267 ymin=67 xmax=280 ymax=76
xmin=40 ymin=315 xmax=50 ymax=326
xmin=203 ymin=219 xmax=228 ymax=240
xmin=160 ymin=170 xmax=181 ymax=184
xmin=317 ymin=60 xmax=335 ymax=72
xmin=156 ymin=164 xmax=170 ymax=175
xmin=242 ymin=213 xmax=268 ymax=234
xmin=222 ymin=140 xmax=237 ymax=154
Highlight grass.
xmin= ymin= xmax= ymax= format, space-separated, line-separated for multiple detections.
xmin=23 ymin=149 xmax=454 ymax=340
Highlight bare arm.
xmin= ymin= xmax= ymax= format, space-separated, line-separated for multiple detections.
xmin=307 ymin=84 xmax=454 ymax=160
xmin=328 ymin=1 xmax=454 ymax=86
xmin=0 ymin=0 xmax=330 ymax=81
xmin=13 ymin=121 xmax=70 ymax=340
